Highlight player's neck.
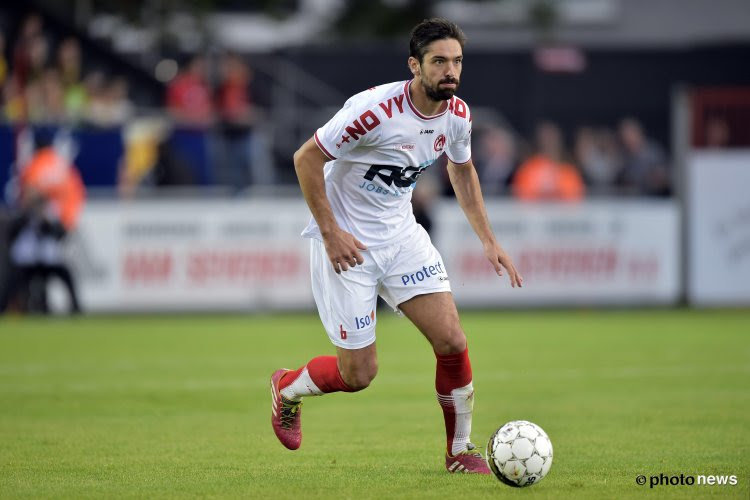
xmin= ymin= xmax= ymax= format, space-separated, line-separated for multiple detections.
xmin=409 ymin=79 xmax=448 ymax=117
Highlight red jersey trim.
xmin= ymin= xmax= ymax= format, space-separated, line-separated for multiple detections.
xmin=314 ymin=131 xmax=337 ymax=160
xmin=403 ymin=80 xmax=449 ymax=121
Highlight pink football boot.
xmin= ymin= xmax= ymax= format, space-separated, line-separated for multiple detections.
xmin=445 ymin=443 xmax=492 ymax=474
xmin=270 ymin=369 xmax=303 ymax=450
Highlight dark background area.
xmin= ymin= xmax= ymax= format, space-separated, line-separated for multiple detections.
xmin=266 ymin=43 xmax=750 ymax=151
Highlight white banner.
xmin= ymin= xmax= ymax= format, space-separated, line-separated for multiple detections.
xmin=69 ymin=198 xmax=680 ymax=311
xmin=434 ymin=200 xmax=680 ymax=306
xmin=70 ymin=199 xmax=314 ymax=312
xmin=687 ymin=151 xmax=750 ymax=306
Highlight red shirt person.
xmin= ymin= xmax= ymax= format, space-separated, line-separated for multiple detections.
xmin=166 ymin=56 xmax=214 ymax=127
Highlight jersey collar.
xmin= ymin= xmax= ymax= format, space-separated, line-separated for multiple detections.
xmin=404 ymin=80 xmax=451 ymax=121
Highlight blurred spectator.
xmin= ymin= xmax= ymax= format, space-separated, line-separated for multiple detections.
xmin=44 ymin=68 xmax=66 ymax=122
xmin=574 ymin=126 xmax=621 ymax=194
xmin=166 ymin=55 xmax=215 ymax=184
xmin=0 ymin=31 xmax=7 ymax=87
xmin=11 ymin=14 xmax=43 ymax=89
xmin=118 ymin=118 xmax=196 ymax=197
xmin=1 ymin=131 xmax=85 ymax=314
xmin=25 ymin=34 xmax=49 ymax=86
xmin=215 ymin=53 xmax=268 ymax=187
xmin=16 ymin=34 xmax=50 ymax=121
xmin=167 ymin=55 xmax=214 ymax=127
xmin=87 ymin=76 xmax=133 ymax=127
xmin=57 ymin=37 xmax=87 ymax=122
xmin=3 ymin=77 xmax=25 ymax=121
xmin=512 ymin=121 xmax=585 ymax=201
xmin=217 ymin=54 xmax=253 ymax=128
xmin=149 ymin=140 xmax=197 ymax=187
xmin=704 ymin=116 xmax=731 ymax=148
xmin=106 ymin=77 xmax=134 ymax=123
xmin=26 ymin=68 xmax=66 ymax=123
xmin=616 ymin=118 xmax=670 ymax=196
xmin=82 ymin=70 xmax=105 ymax=123
xmin=476 ymin=126 xmax=518 ymax=196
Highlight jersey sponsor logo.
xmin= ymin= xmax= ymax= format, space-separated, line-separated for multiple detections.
xmin=420 ymin=129 xmax=434 ymax=135
xmin=378 ymin=95 xmax=405 ymax=118
xmin=342 ymin=110 xmax=381 ymax=143
xmin=364 ymin=164 xmax=426 ymax=188
xmin=354 ymin=310 xmax=375 ymax=330
xmin=336 ymin=134 xmax=351 ymax=149
xmin=434 ymin=134 xmax=446 ymax=152
xmin=336 ymin=95 xmax=407 ymax=148
xmin=448 ymin=97 xmax=468 ymax=119
xmin=357 ymin=180 xmax=406 ymax=197
xmin=394 ymin=143 xmax=415 ymax=151
xmin=400 ymin=261 xmax=446 ymax=286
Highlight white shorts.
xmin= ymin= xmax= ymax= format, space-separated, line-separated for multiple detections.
xmin=309 ymin=225 xmax=452 ymax=350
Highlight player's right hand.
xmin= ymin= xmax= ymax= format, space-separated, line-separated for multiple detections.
xmin=322 ymin=228 xmax=367 ymax=274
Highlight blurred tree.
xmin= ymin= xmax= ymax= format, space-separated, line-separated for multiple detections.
xmin=333 ymin=0 xmax=431 ymax=39
xmin=528 ymin=0 xmax=559 ymax=42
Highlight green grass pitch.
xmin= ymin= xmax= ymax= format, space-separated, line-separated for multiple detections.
xmin=0 ymin=309 xmax=748 ymax=499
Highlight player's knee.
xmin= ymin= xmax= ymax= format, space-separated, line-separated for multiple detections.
xmin=341 ymin=362 xmax=378 ymax=391
xmin=431 ymin=326 xmax=467 ymax=355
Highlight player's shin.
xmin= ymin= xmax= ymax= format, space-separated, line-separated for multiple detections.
xmin=435 ymin=348 xmax=474 ymax=455
xmin=438 ymin=383 xmax=475 ymax=455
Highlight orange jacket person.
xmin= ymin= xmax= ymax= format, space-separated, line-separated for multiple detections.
xmin=19 ymin=146 xmax=85 ymax=231
xmin=512 ymin=153 xmax=585 ymax=201
xmin=512 ymin=121 xmax=585 ymax=202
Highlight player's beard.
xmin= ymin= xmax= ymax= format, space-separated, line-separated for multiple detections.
xmin=422 ymin=76 xmax=460 ymax=101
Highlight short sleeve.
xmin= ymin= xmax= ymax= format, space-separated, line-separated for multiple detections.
xmin=315 ymin=96 xmax=378 ymax=160
xmin=445 ymin=118 xmax=472 ymax=165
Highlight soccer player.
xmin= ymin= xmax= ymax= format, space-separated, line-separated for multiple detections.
xmin=270 ymin=18 xmax=522 ymax=474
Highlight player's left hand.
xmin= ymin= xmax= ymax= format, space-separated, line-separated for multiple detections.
xmin=484 ymin=241 xmax=523 ymax=288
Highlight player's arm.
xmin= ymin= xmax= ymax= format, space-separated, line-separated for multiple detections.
xmin=294 ymin=137 xmax=367 ymax=274
xmin=447 ymin=158 xmax=523 ymax=288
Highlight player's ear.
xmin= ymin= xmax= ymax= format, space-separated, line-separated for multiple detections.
xmin=408 ymin=56 xmax=420 ymax=77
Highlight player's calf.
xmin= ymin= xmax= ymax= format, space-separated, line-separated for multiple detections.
xmin=338 ymin=363 xmax=377 ymax=390
xmin=337 ymin=344 xmax=378 ymax=391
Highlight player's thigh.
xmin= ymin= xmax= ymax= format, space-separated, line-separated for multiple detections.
xmin=378 ymin=227 xmax=464 ymax=353
xmin=398 ymin=291 xmax=466 ymax=354
xmin=310 ymin=238 xmax=380 ymax=349
xmin=378 ymin=226 xmax=451 ymax=312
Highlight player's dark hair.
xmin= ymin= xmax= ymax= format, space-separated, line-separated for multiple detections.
xmin=409 ymin=18 xmax=467 ymax=63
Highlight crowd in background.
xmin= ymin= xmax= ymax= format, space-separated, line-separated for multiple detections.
xmin=117 ymin=52 xmax=268 ymax=195
xmin=0 ymin=10 xmax=746 ymax=316
xmin=0 ymin=13 xmax=682 ymax=201
xmin=1 ymin=14 xmax=133 ymax=127
xmin=469 ymin=117 xmax=672 ymax=199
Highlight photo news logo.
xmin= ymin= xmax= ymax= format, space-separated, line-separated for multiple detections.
xmin=636 ymin=473 xmax=738 ymax=488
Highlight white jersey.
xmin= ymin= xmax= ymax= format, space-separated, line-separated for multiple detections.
xmin=301 ymin=79 xmax=473 ymax=248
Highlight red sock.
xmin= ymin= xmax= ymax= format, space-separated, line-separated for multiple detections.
xmin=435 ymin=348 xmax=474 ymax=455
xmin=279 ymin=355 xmax=356 ymax=394
xmin=435 ymin=348 xmax=472 ymax=394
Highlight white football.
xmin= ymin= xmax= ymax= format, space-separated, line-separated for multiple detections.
xmin=486 ymin=420 xmax=553 ymax=487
